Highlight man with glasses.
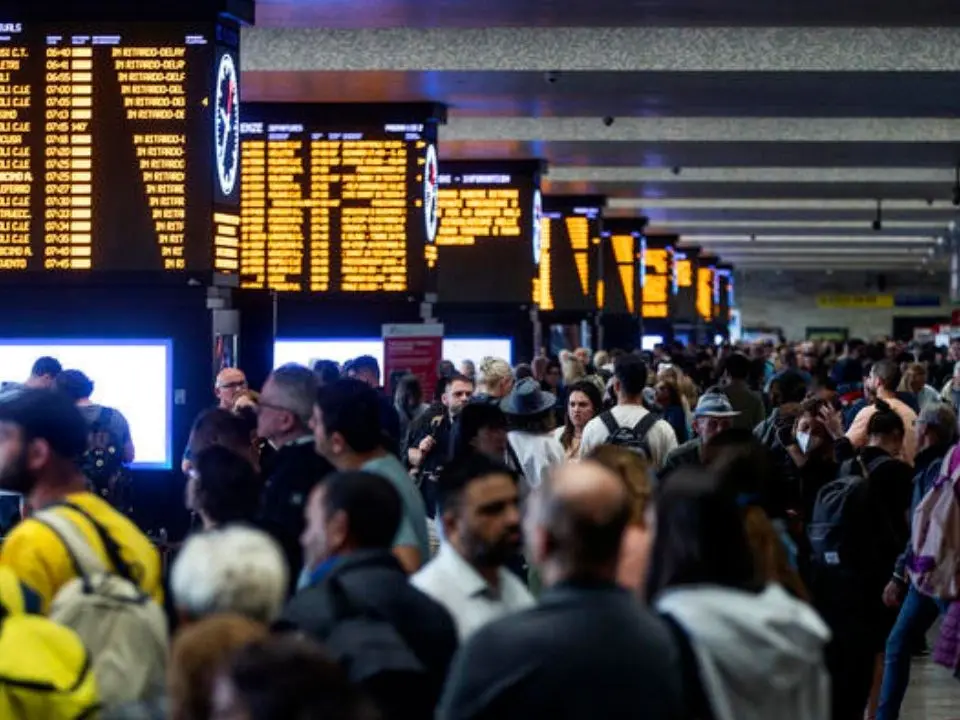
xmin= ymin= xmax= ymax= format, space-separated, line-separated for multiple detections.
xmin=257 ymin=364 xmax=334 ymax=593
xmin=215 ymin=367 xmax=249 ymax=411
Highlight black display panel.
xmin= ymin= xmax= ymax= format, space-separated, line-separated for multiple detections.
xmin=672 ymin=245 xmax=699 ymax=322
xmin=715 ymin=264 xmax=734 ymax=324
xmin=0 ymin=21 xmax=240 ymax=276
xmin=537 ymin=195 xmax=603 ymax=312
xmin=430 ymin=160 xmax=543 ymax=304
xmin=238 ymin=103 xmax=443 ymax=294
xmin=599 ymin=219 xmax=642 ymax=316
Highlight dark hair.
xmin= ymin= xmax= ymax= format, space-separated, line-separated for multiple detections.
xmin=872 ymin=359 xmax=901 ymax=392
xmin=437 ymin=453 xmax=517 ymax=515
xmin=776 ymin=370 xmax=808 ymax=405
xmin=545 ymin=359 xmax=561 ymax=375
xmin=0 ymin=388 xmax=89 ymax=461
xmin=721 ymin=353 xmax=751 ymax=381
xmin=614 ymin=354 xmax=648 ymax=396
xmin=224 ymin=635 xmax=375 ymax=720
xmin=513 ymin=363 xmax=533 ymax=381
xmin=311 ymin=360 xmax=341 ymax=387
xmin=315 ymin=379 xmax=382 ymax=454
xmin=347 ymin=355 xmax=380 ymax=381
xmin=445 ymin=373 xmax=474 ymax=391
xmin=707 ymin=431 xmax=787 ymax=519
xmin=645 ymin=468 xmax=760 ymax=601
xmin=560 ymin=381 xmax=603 ymax=451
xmin=54 ymin=369 xmax=94 ymax=401
xmin=394 ymin=374 xmax=423 ymax=409
xmin=188 ymin=408 xmax=252 ymax=458
xmin=322 ymin=471 xmax=401 ymax=549
xmin=31 ymin=356 xmax=62 ymax=379
xmin=193 ymin=446 xmax=261 ymax=525
xmin=453 ymin=402 xmax=507 ymax=455
xmin=867 ymin=399 xmax=905 ymax=437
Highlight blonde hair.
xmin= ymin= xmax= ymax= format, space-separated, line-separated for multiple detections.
xmin=593 ymin=350 xmax=610 ymax=368
xmin=587 ymin=445 xmax=654 ymax=526
xmin=479 ymin=356 xmax=513 ymax=395
xmin=561 ymin=355 xmax=586 ymax=386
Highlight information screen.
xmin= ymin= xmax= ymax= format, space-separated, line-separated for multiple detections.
xmin=536 ymin=196 xmax=602 ymax=312
xmin=598 ymin=221 xmax=641 ymax=315
xmin=642 ymin=239 xmax=672 ymax=319
xmin=430 ymin=161 xmax=541 ymax=304
xmin=0 ymin=22 xmax=239 ymax=276
xmin=697 ymin=265 xmax=715 ymax=321
xmin=672 ymin=250 xmax=698 ymax=321
xmin=239 ymin=104 xmax=440 ymax=294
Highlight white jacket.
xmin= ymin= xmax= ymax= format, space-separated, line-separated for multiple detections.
xmin=656 ymin=584 xmax=831 ymax=720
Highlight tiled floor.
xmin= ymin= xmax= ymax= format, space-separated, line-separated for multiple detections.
xmin=902 ymin=657 xmax=960 ymax=719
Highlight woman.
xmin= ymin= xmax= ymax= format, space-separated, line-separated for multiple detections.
xmin=554 ymin=380 xmax=603 ymax=460
xmin=452 ymin=402 xmax=509 ymax=461
xmin=185 ymin=446 xmax=262 ymax=531
xmin=588 ymin=445 xmax=655 ymax=596
xmin=500 ymin=378 xmax=565 ymax=494
xmin=654 ymin=380 xmax=690 ymax=444
xmin=394 ymin=374 xmax=428 ymax=450
xmin=476 ymin=356 xmax=514 ymax=404
xmin=648 ymin=469 xmax=831 ymax=720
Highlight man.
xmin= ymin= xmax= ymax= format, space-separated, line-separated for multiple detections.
xmin=281 ymin=471 xmax=457 ymax=719
xmin=412 ymin=453 xmax=533 ymax=640
xmin=408 ymin=374 xmax=475 ymax=516
xmin=942 ymin=360 xmax=960 ymax=413
xmin=437 ymin=461 xmax=683 ymax=720
xmin=659 ymin=391 xmax=740 ymax=479
xmin=313 ymin=379 xmax=429 ymax=573
xmin=0 ymin=389 xmax=162 ymax=612
xmin=25 ymin=356 xmax=62 ymax=389
xmin=578 ymin=354 xmax=677 ymax=467
xmin=55 ymin=369 xmax=135 ymax=465
xmin=344 ymin=354 xmax=402 ymax=449
xmin=256 ymin=363 xmax=334 ymax=589
xmin=214 ymin=367 xmax=248 ymax=411
xmin=719 ymin=352 xmax=766 ymax=431
xmin=847 ymin=359 xmax=919 ymax=464
xmin=876 ymin=402 xmax=959 ymax=720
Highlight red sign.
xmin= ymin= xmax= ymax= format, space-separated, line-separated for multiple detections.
xmin=382 ymin=324 xmax=444 ymax=398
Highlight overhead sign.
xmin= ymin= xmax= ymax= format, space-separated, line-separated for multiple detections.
xmin=816 ymin=294 xmax=894 ymax=309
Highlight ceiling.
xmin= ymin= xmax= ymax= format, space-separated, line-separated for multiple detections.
xmin=242 ymin=3 xmax=960 ymax=271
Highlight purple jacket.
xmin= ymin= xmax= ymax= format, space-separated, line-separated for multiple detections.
xmin=934 ymin=601 xmax=960 ymax=669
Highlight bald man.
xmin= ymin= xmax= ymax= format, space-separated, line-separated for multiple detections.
xmin=438 ymin=462 xmax=684 ymax=720
xmin=215 ymin=368 xmax=248 ymax=411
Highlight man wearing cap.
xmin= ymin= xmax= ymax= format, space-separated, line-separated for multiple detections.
xmin=0 ymin=389 xmax=162 ymax=613
xmin=659 ymin=390 xmax=740 ymax=480
xmin=501 ymin=378 xmax=565 ymax=494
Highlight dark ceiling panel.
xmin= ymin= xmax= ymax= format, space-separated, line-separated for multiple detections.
xmin=254 ymin=0 xmax=960 ymax=28
xmin=626 ymin=208 xmax=958 ymax=223
xmin=241 ymin=71 xmax=960 ymax=118
xmin=542 ymin=181 xmax=956 ymax=201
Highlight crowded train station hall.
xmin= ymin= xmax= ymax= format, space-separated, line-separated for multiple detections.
xmin=1 ymin=0 xmax=960 ymax=717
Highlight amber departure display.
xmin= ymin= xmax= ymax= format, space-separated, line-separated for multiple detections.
xmin=599 ymin=220 xmax=643 ymax=315
xmin=431 ymin=160 xmax=542 ymax=304
xmin=239 ymin=103 xmax=440 ymax=294
xmin=0 ymin=22 xmax=239 ymax=275
xmin=536 ymin=196 xmax=602 ymax=312
xmin=642 ymin=238 xmax=673 ymax=319
xmin=671 ymin=248 xmax=699 ymax=321
xmin=697 ymin=263 xmax=716 ymax=321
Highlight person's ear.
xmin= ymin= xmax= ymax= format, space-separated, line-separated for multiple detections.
xmin=327 ymin=509 xmax=349 ymax=551
xmin=25 ymin=439 xmax=50 ymax=473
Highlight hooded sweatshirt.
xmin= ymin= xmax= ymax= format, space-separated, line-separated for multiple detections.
xmin=656 ymin=584 xmax=831 ymax=720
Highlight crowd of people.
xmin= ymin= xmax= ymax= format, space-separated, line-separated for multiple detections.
xmin=0 ymin=336 xmax=960 ymax=718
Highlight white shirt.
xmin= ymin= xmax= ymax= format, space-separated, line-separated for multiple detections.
xmin=578 ymin=404 xmax=678 ymax=468
xmin=506 ymin=430 xmax=566 ymax=492
xmin=411 ymin=543 xmax=534 ymax=641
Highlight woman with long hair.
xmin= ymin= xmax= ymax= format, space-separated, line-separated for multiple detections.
xmin=554 ymin=380 xmax=603 ymax=460
xmin=654 ymin=379 xmax=690 ymax=444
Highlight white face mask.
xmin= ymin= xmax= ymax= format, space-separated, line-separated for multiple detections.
xmin=796 ymin=431 xmax=812 ymax=454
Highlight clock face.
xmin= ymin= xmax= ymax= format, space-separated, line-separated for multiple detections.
xmin=423 ymin=144 xmax=439 ymax=243
xmin=214 ymin=52 xmax=240 ymax=198
xmin=532 ymin=189 xmax=543 ymax=265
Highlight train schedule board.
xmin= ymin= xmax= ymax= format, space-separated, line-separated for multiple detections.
xmin=535 ymin=195 xmax=603 ymax=312
xmin=642 ymin=235 xmax=675 ymax=320
xmin=239 ymin=103 xmax=444 ymax=294
xmin=697 ymin=254 xmax=718 ymax=322
xmin=672 ymin=245 xmax=699 ymax=322
xmin=0 ymin=21 xmax=241 ymax=277
xmin=715 ymin=263 xmax=734 ymax=324
xmin=430 ymin=159 xmax=544 ymax=305
xmin=599 ymin=218 xmax=642 ymax=315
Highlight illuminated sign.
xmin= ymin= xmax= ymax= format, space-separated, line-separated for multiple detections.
xmin=697 ymin=266 xmax=715 ymax=321
xmin=0 ymin=23 xmax=237 ymax=275
xmin=240 ymin=104 xmax=441 ymax=293
xmin=642 ymin=242 xmax=671 ymax=319
xmin=432 ymin=161 xmax=542 ymax=304
xmin=536 ymin=196 xmax=602 ymax=312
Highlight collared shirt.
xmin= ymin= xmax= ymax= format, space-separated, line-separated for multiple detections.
xmin=411 ymin=543 xmax=534 ymax=641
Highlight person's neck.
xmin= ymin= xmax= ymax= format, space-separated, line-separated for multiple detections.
xmin=616 ymin=393 xmax=644 ymax=407
xmin=76 ymin=398 xmax=93 ymax=407
xmin=876 ymin=387 xmax=895 ymax=401
xmin=450 ymin=540 xmax=500 ymax=590
xmin=540 ymin=562 xmax=618 ymax=589
xmin=336 ymin=447 xmax=386 ymax=471
xmin=271 ymin=429 xmax=309 ymax=448
xmin=28 ymin=473 xmax=90 ymax=510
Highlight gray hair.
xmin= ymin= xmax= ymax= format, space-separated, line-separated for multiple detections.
xmin=170 ymin=525 xmax=289 ymax=624
xmin=918 ymin=402 xmax=959 ymax=446
xmin=267 ymin=363 xmax=319 ymax=424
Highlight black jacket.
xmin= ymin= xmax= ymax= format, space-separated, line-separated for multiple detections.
xmin=257 ymin=438 xmax=334 ymax=591
xmin=281 ymin=551 xmax=458 ymax=712
xmin=437 ymin=580 xmax=684 ymax=720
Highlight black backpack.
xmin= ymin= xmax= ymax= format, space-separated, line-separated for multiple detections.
xmin=322 ymin=575 xmax=434 ymax=720
xmin=81 ymin=408 xmax=132 ymax=515
xmin=807 ymin=455 xmax=890 ymax=572
xmin=599 ymin=410 xmax=659 ymax=459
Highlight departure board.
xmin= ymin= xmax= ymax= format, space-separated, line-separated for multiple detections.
xmin=535 ymin=196 xmax=603 ymax=312
xmin=599 ymin=220 xmax=643 ymax=315
xmin=0 ymin=22 xmax=240 ymax=276
xmin=672 ymin=248 xmax=699 ymax=321
xmin=430 ymin=160 xmax=543 ymax=304
xmin=239 ymin=103 xmax=442 ymax=294
xmin=642 ymin=239 xmax=672 ymax=319
xmin=697 ymin=264 xmax=715 ymax=321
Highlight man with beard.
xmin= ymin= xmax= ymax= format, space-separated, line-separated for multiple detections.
xmin=412 ymin=453 xmax=533 ymax=640
xmin=0 ymin=390 xmax=161 ymax=612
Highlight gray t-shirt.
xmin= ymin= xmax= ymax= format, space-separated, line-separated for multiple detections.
xmin=77 ymin=404 xmax=132 ymax=451
xmin=363 ymin=453 xmax=430 ymax=563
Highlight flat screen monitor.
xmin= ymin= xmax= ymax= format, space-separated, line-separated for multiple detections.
xmin=274 ymin=337 xmax=514 ymax=374
xmin=641 ymin=335 xmax=664 ymax=352
xmin=0 ymin=339 xmax=172 ymax=469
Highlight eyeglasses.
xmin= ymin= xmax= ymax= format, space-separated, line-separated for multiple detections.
xmin=256 ymin=400 xmax=294 ymax=415
xmin=217 ymin=381 xmax=247 ymax=391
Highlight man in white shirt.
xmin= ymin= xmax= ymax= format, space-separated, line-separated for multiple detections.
xmin=412 ymin=452 xmax=534 ymax=640
xmin=579 ymin=354 xmax=678 ymax=468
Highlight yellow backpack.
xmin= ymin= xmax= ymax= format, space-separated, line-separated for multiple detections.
xmin=0 ymin=567 xmax=100 ymax=719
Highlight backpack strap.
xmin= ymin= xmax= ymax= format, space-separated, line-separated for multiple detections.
xmin=599 ymin=411 xmax=620 ymax=436
xmin=632 ymin=412 xmax=659 ymax=438
xmin=32 ymin=510 xmax=107 ymax=594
